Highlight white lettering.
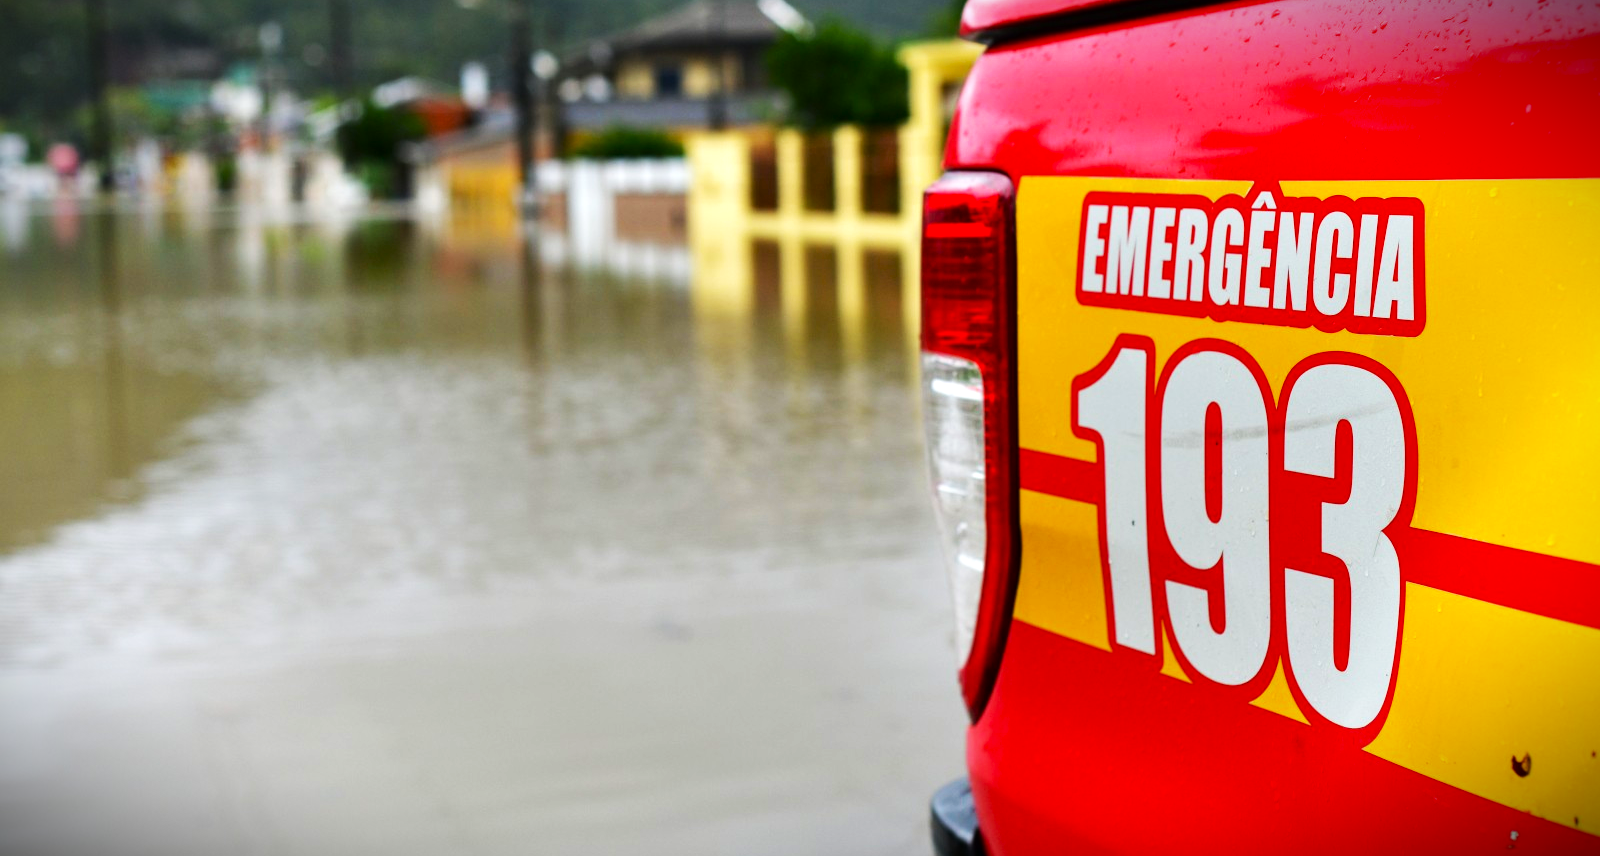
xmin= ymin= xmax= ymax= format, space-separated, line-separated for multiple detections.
xmin=1174 ymin=208 xmax=1208 ymax=301
xmin=1283 ymin=363 xmax=1405 ymax=729
xmin=1079 ymin=190 xmax=1422 ymax=336
xmin=1313 ymin=212 xmax=1354 ymax=317
xmin=1082 ymin=204 xmax=1109 ymax=293
xmin=1162 ymin=350 xmax=1272 ymax=687
xmin=1353 ymin=213 xmax=1379 ymax=318
xmin=1243 ymin=209 xmax=1275 ymax=308
xmin=1108 ymin=206 xmax=1151 ymax=297
xmin=1273 ymin=212 xmax=1313 ymax=312
xmin=1208 ymin=209 xmax=1245 ymax=306
xmin=1372 ymin=215 xmax=1416 ymax=321
xmin=1148 ymin=207 xmax=1177 ymax=300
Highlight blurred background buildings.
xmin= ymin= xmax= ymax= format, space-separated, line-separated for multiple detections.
xmin=0 ymin=2 xmax=982 ymax=854
xmin=0 ymin=0 xmax=962 ymax=203
xmin=1 ymin=0 xmax=982 ymax=300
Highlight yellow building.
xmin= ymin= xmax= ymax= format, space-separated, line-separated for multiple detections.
xmin=558 ymin=0 xmax=805 ymax=131
xmin=685 ymin=39 xmax=984 ymax=333
xmin=419 ymin=0 xmax=810 ymax=222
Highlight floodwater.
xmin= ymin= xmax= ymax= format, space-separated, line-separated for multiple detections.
xmin=0 ymin=201 xmax=964 ymax=856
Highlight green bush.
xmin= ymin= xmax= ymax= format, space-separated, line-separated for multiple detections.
xmin=766 ymin=20 xmax=909 ymax=129
xmin=335 ymin=99 xmax=426 ymax=198
xmin=214 ymin=154 xmax=237 ymax=193
xmin=335 ymin=99 xmax=426 ymax=169
xmin=569 ymin=126 xmax=684 ymax=160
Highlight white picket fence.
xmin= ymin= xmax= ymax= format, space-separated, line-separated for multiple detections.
xmin=537 ymin=158 xmax=689 ymax=268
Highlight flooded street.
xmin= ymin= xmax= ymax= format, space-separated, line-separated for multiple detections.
xmin=0 ymin=203 xmax=964 ymax=856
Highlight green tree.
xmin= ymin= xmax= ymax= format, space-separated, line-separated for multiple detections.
xmin=335 ymin=99 xmax=425 ymax=197
xmin=73 ymin=88 xmax=156 ymax=145
xmin=335 ymin=99 xmax=425 ymax=166
xmin=765 ymin=20 xmax=909 ymax=130
xmin=569 ymin=126 xmax=683 ymax=159
xmin=929 ymin=0 xmax=967 ymax=37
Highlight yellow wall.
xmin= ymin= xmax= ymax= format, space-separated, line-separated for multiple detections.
xmin=616 ymin=60 xmax=656 ymax=98
xmin=683 ymin=57 xmax=715 ymax=97
xmin=684 ymin=38 xmax=983 ymax=334
xmin=897 ymin=39 xmax=985 ymax=218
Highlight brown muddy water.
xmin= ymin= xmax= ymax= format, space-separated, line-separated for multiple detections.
xmin=0 ymin=201 xmax=965 ymax=856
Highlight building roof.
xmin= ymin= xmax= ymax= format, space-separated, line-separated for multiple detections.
xmin=566 ymin=0 xmax=808 ymax=74
xmin=616 ymin=0 xmax=804 ymax=49
xmin=419 ymin=109 xmax=514 ymax=155
xmin=372 ymin=76 xmax=455 ymax=108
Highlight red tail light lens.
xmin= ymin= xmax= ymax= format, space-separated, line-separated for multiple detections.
xmin=921 ymin=170 xmax=1017 ymax=720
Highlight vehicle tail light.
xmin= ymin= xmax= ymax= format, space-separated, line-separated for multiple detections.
xmin=920 ymin=171 xmax=1017 ymax=720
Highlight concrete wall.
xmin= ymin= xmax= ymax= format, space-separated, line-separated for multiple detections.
xmin=564 ymin=93 xmax=773 ymax=131
xmin=537 ymin=158 xmax=690 ymax=268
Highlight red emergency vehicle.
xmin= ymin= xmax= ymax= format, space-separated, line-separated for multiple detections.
xmin=921 ymin=1 xmax=1600 ymax=853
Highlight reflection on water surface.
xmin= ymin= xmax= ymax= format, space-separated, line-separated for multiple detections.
xmin=0 ymin=200 xmax=959 ymax=856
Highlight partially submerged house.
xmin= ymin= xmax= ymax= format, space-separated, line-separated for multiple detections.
xmin=416 ymin=0 xmax=808 ymax=226
xmin=557 ymin=0 xmax=808 ymax=132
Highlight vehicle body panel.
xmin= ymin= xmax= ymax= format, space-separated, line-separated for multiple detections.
xmin=960 ymin=0 xmax=1130 ymax=37
xmin=950 ymin=0 xmax=1600 ymax=180
xmin=943 ymin=1 xmax=1600 ymax=852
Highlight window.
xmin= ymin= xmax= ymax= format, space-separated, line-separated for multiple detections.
xmin=653 ymin=64 xmax=682 ymax=97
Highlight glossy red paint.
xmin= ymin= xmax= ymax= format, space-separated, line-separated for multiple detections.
xmin=971 ymin=623 xmax=1599 ymax=855
xmin=960 ymin=0 xmax=1126 ymax=38
xmin=948 ymin=1 xmax=1600 ymax=181
xmin=947 ymin=1 xmax=1600 ymax=852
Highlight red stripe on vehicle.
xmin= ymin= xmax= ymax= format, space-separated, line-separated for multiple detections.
xmin=969 ymin=623 xmax=1600 ymax=855
xmin=1019 ymin=447 xmax=1600 ymax=631
xmin=1018 ymin=448 xmax=1100 ymax=505
xmin=1392 ymin=527 xmax=1600 ymax=632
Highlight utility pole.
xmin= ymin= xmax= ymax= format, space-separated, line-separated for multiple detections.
xmin=84 ymin=0 xmax=114 ymax=194
xmin=531 ymin=6 xmax=551 ymax=162
xmin=258 ymin=23 xmax=282 ymax=151
xmin=543 ymin=7 xmax=568 ymax=159
xmin=708 ymin=0 xmax=728 ymax=131
xmin=329 ymin=0 xmax=353 ymax=98
xmin=510 ymin=0 xmax=535 ymax=209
